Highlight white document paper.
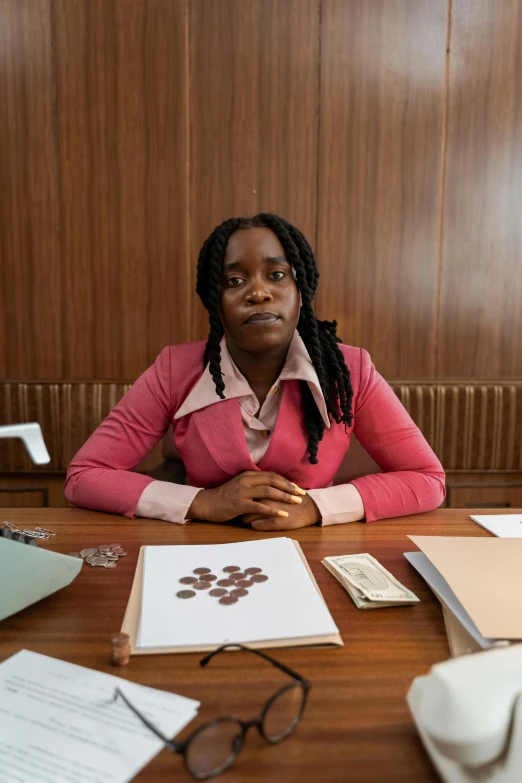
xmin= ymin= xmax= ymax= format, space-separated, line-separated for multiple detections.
xmin=0 ymin=650 xmax=199 ymax=783
xmin=138 ymin=537 xmax=339 ymax=649
xmin=469 ymin=513 xmax=522 ymax=538
xmin=404 ymin=551 xmax=492 ymax=650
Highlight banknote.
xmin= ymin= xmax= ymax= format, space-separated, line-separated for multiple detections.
xmin=322 ymin=553 xmax=419 ymax=609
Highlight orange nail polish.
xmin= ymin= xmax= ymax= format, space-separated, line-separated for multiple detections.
xmin=292 ymin=484 xmax=307 ymax=496
xmin=278 ymin=510 xmax=289 ymax=518
xmin=290 ymin=496 xmax=303 ymax=504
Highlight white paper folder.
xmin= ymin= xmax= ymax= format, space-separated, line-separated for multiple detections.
xmin=122 ymin=539 xmax=343 ymax=655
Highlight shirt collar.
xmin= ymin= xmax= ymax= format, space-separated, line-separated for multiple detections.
xmin=174 ymin=331 xmax=330 ymax=428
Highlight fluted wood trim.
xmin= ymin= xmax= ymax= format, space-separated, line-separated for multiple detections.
xmin=1 ymin=380 xmax=522 ymax=473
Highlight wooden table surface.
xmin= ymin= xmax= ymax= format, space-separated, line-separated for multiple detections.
xmin=0 ymin=508 xmax=498 ymax=782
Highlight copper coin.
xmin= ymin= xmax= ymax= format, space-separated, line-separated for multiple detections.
xmin=108 ymin=544 xmax=121 ymax=549
xmin=250 ymin=574 xmax=269 ymax=583
xmin=98 ymin=545 xmax=112 ymax=553
xmin=223 ymin=565 xmax=240 ymax=573
xmin=177 ymin=590 xmax=196 ymax=599
xmin=193 ymin=567 xmax=211 ymax=575
xmin=230 ymin=588 xmax=248 ymax=598
xmin=231 ymin=572 xmax=246 ymax=581
xmin=236 ymin=579 xmax=253 ymax=588
xmin=219 ymin=595 xmax=238 ymax=605
xmin=209 ymin=588 xmax=228 ymax=597
xmin=179 ymin=576 xmax=198 ymax=585
xmin=193 ymin=581 xmax=211 ymax=590
xmin=217 ymin=578 xmax=235 ymax=587
xmin=245 ymin=567 xmax=262 ymax=575
xmin=114 ymin=550 xmax=128 ymax=557
xmin=200 ymin=573 xmax=217 ymax=582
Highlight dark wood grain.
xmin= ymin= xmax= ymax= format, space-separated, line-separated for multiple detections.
xmin=0 ymin=507 xmax=499 ymax=782
xmin=53 ymin=0 xmax=190 ymax=379
xmin=3 ymin=0 xmax=522 ymax=389
xmin=437 ymin=0 xmax=522 ymax=378
xmin=316 ymin=0 xmax=448 ymax=378
xmin=449 ymin=484 xmax=522 ymax=509
xmin=189 ymin=0 xmax=320 ymax=339
xmin=0 ymin=0 xmax=61 ymax=379
xmin=0 ymin=488 xmax=46 ymax=506
xmin=0 ymin=473 xmax=67 ymax=506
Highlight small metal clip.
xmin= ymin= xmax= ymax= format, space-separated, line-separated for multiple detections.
xmin=35 ymin=527 xmax=56 ymax=537
xmin=22 ymin=529 xmax=48 ymax=539
xmin=4 ymin=521 xmax=22 ymax=534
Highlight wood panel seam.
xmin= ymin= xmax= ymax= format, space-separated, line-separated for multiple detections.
xmin=314 ymin=0 xmax=323 ymax=255
xmin=49 ymin=0 xmax=64 ymax=381
xmin=434 ymin=0 xmax=452 ymax=377
xmin=185 ymin=0 xmax=192 ymax=341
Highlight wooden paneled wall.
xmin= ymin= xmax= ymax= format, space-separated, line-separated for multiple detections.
xmin=438 ymin=0 xmax=522 ymax=378
xmin=1 ymin=0 xmax=522 ymax=383
xmin=316 ymin=0 xmax=447 ymax=378
xmin=0 ymin=0 xmax=61 ymax=379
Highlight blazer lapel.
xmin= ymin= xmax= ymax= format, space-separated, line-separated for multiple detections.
xmin=191 ymin=398 xmax=257 ymax=477
xmin=258 ymin=380 xmax=308 ymax=474
xmin=190 ymin=381 xmax=309 ymax=479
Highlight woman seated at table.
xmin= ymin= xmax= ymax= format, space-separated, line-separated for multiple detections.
xmin=65 ymin=214 xmax=445 ymax=530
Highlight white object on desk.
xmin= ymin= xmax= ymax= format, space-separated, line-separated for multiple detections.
xmin=469 ymin=514 xmax=522 ymax=538
xmin=407 ymin=644 xmax=522 ymax=782
xmin=0 ymin=422 xmax=50 ymax=464
xmin=138 ymin=537 xmax=339 ymax=649
xmin=0 ymin=537 xmax=83 ymax=621
xmin=0 ymin=649 xmax=199 ymax=783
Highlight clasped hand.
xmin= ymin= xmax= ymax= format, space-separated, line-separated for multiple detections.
xmin=187 ymin=471 xmax=320 ymax=530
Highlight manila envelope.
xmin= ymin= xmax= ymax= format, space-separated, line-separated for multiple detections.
xmin=441 ymin=604 xmax=485 ymax=658
xmin=409 ymin=536 xmax=522 ymax=640
xmin=122 ymin=541 xmax=343 ymax=655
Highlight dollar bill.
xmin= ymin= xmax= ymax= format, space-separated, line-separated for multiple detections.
xmin=322 ymin=553 xmax=419 ymax=609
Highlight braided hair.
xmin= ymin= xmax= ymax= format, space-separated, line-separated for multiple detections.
xmin=196 ymin=213 xmax=354 ymax=464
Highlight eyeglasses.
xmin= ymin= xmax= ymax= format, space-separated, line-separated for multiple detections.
xmin=113 ymin=643 xmax=311 ymax=779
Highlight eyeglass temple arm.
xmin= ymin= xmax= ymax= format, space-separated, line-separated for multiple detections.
xmin=200 ymin=643 xmax=309 ymax=684
xmin=113 ymin=688 xmax=184 ymax=753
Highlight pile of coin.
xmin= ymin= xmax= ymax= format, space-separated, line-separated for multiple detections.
xmin=68 ymin=545 xmax=128 ymax=569
xmin=177 ymin=565 xmax=269 ymax=605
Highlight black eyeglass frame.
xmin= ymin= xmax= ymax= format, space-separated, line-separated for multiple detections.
xmin=112 ymin=643 xmax=311 ymax=779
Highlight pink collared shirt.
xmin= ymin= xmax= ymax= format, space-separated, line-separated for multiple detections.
xmin=137 ymin=332 xmax=365 ymax=525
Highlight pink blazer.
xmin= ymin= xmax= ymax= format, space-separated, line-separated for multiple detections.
xmin=65 ymin=341 xmax=446 ymax=522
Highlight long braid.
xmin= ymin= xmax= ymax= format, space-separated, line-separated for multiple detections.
xmin=299 ymin=381 xmax=322 ymax=464
xmin=197 ymin=217 xmax=243 ymax=398
xmin=256 ymin=215 xmax=331 ymax=405
xmin=196 ymin=213 xmax=354 ymax=464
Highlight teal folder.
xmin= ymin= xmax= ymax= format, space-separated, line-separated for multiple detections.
xmin=0 ymin=538 xmax=83 ymax=621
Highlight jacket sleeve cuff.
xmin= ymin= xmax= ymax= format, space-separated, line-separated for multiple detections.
xmin=136 ymin=480 xmax=202 ymax=524
xmin=307 ymin=484 xmax=366 ymax=526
